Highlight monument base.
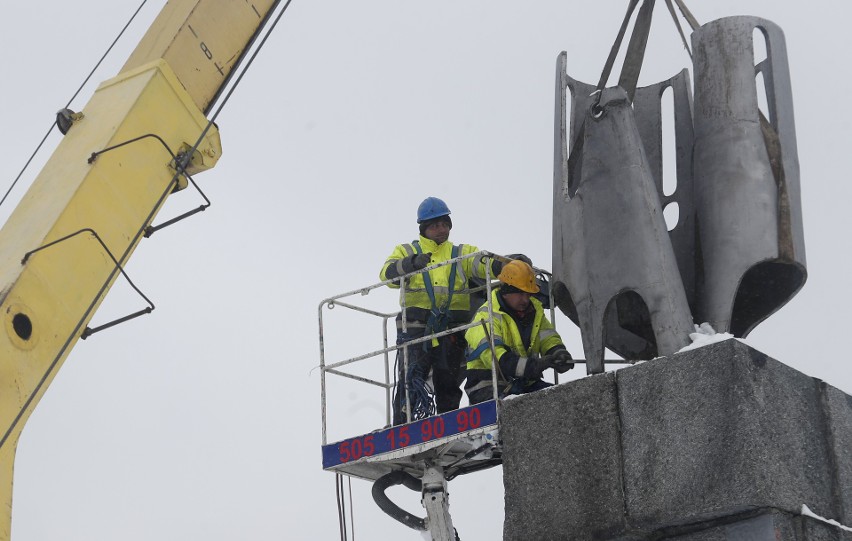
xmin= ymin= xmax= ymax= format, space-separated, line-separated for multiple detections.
xmin=500 ymin=340 xmax=852 ymax=540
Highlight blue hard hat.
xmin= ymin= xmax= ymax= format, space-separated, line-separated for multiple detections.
xmin=417 ymin=197 xmax=451 ymax=223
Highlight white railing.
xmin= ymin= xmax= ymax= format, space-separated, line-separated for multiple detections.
xmin=317 ymin=251 xmax=560 ymax=446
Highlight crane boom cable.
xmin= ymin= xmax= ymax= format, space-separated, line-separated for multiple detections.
xmin=65 ymin=0 xmax=150 ymax=108
xmin=0 ymin=0 xmax=295 ymax=454
xmin=173 ymin=0 xmax=294 ymax=189
xmin=204 ymin=0 xmax=294 ymax=128
xmin=0 ymin=0 xmax=149 ymax=212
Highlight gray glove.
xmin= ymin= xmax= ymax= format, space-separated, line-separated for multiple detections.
xmin=547 ymin=350 xmax=574 ymax=373
xmin=411 ymin=253 xmax=432 ymax=270
xmin=506 ymin=253 xmax=532 ymax=266
xmin=529 ymin=356 xmax=553 ymax=378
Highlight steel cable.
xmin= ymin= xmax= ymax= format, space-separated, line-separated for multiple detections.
xmin=0 ymin=0 xmax=294 ymax=454
xmin=0 ymin=0 xmax=149 ymax=211
xmin=348 ymin=476 xmax=356 ymax=540
xmin=336 ymin=474 xmax=347 ymax=540
xmin=335 ymin=473 xmax=356 ymax=540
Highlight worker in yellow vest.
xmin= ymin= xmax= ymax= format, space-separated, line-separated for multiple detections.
xmin=464 ymin=260 xmax=573 ymax=404
xmin=380 ymin=197 xmax=498 ymax=424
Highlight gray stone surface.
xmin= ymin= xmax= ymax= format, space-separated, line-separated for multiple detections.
xmin=619 ymin=340 xmax=836 ymax=529
xmin=800 ymin=515 xmax=852 ymax=541
xmin=661 ymin=512 xmax=852 ymax=541
xmin=501 ymin=372 xmax=625 ymax=540
xmin=665 ymin=513 xmax=782 ymax=541
xmin=499 ymin=340 xmax=852 ymax=540
xmin=824 ymin=385 xmax=852 ymax=524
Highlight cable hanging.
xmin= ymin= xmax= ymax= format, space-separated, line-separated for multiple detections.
xmin=336 ymin=474 xmax=348 ymax=540
xmin=0 ymin=0 xmax=150 ymax=211
xmin=161 ymin=0 xmax=295 ymax=222
xmin=1 ymin=0 xmax=296 ymax=457
xmin=197 ymin=0 xmax=295 ymax=135
xmin=348 ymin=476 xmax=355 ymax=541
xmin=335 ymin=473 xmax=357 ymax=540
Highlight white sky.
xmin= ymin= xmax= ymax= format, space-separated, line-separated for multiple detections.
xmin=1 ymin=1 xmax=850 ymax=540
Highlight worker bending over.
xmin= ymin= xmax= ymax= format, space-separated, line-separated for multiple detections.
xmin=380 ymin=197 xmax=499 ymax=425
xmin=465 ymin=260 xmax=573 ymax=404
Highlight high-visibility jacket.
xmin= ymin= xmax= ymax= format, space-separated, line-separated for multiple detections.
xmin=380 ymin=236 xmax=490 ymax=330
xmin=464 ymin=288 xmax=565 ymax=398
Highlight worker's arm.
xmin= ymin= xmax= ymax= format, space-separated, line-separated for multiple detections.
xmin=460 ymin=244 xmax=497 ymax=281
xmin=538 ymin=315 xmax=565 ymax=354
xmin=465 ymin=314 xmax=540 ymax=380
xmin=380 ymin=243 xmax=430 ymax=284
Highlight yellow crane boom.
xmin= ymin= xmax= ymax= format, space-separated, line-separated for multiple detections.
xmin=0 ymin=2 xmax=279 ymax=538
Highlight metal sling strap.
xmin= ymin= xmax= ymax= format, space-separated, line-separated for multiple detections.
xmin=591 ymin=0 xmax=656 ymax=111
xmin=413 ymin=241 xmax=459 ymax=339
xmin=598 ymin=0 xmax=700 ymax=102
xmin=570 ymin=0 xmax=657 ymax=180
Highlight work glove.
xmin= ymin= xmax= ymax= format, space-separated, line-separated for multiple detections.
xmin=527 ymin=356 xmax=552 ymax=379
xmin=411 ymin=253 xmax=432 ymax=270
xmin=506 ymin=253 xmax=533 ymax=266
xmin=544 ymin=350 xmax=574 ymax=373
xmin=493 ymin=254 xmax=532 ymax=277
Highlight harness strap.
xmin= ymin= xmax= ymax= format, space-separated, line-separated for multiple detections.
xmin=467 ymin=339 xmax=504 ymax=362
xmin=412 ymin=241 xmax=459 ymax=329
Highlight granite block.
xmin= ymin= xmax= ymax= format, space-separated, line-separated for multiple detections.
xmin=661 ymin=512 xmax=852 ymax=541
xmin=823 ymin=384 xmax=852 ymax=523
xmin=500 ymin=340 xmax=851 ymax=540
xmin=501 ymin=372 xmax=624 ymax=540
xmin=618 ymin=340 xmax=836 ymax=529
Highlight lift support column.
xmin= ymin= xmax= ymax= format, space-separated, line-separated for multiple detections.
xmin=500 ymin=340 xmax=852 ymax=540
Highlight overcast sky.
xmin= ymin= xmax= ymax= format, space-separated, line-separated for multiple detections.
xmin=2 ymin=1 xmax=850 ymax=540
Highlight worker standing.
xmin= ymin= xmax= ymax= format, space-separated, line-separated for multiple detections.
xmin=464 ymin=260 xmax=573 ymax=404
xmin=380 ymin=197 xmax=499 ymax=425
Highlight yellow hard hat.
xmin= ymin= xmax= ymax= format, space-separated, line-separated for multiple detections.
xmin=497 ymin=260 xmax=540 ymax=294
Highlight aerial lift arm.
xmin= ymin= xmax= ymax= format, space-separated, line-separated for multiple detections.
xmin=0 ymin=1 xmax=279 ymax=538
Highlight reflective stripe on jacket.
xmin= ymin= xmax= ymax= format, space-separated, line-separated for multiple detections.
xmin=464 ymin=288 xmax=564 ymax=396
xmin=380 ymin=236 xmax=489 ymax=323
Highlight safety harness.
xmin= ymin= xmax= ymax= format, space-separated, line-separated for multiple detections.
xmin=396 ymin=241 xmax=461 ymax=422
xmin=467 ymin=300 xmax=542 ymax=397
xmin=412 ymin=241 xmax=459 ymax=341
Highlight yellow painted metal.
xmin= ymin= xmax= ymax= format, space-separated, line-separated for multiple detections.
xmin=123 ymin=0 xmax=279 ymax=113
xmin=0 ymin=58 xmax=221 ymax=539
xmin=0 ymin=440 xmax=14 ymax=536
xmin=0 ymin=0 xmax=282 ymax=535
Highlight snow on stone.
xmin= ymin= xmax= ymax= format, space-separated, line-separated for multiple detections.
xmin=677 ymin=322 xmax=734 ymax=353
xmin=802 ymin=504 xmax=852 ymax=532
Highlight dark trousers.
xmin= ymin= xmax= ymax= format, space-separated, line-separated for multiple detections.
xmin=392 ymin=330 xmax=466 ymax=425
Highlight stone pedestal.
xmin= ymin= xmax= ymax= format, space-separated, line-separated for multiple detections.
xmin=500 ymin=340 xmax=852 ymax=540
